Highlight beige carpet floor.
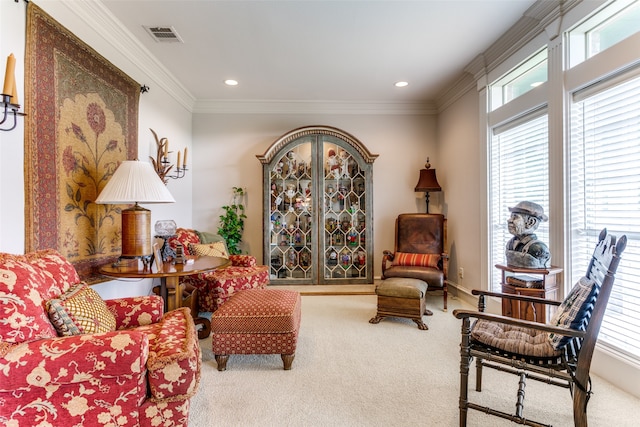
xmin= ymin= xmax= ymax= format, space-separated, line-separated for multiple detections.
xmin=189 ymin=294 xmax=640 ymax=426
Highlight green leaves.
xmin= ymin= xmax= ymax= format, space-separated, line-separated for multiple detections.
xmin=218 ymin=187 xmax=246 ymax=255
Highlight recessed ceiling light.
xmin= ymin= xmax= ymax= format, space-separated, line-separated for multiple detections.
xmin=224 ymin=79 xmax=239 ymax=86
xmin=395 ymin=81 xmax=409 ymax=88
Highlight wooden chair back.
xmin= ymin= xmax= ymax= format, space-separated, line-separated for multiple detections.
xmin=574 ymin=229 xmax=627 ymax=406
xmin=394 ymin=213 xmax=445 ymax=255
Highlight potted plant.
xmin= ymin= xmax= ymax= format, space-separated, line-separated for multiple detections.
xmin=218 ymin=187 xmax=246 ymax=255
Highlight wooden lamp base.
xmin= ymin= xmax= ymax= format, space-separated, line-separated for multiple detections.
xmin=121 ymin=204 xmax=152 ymax=258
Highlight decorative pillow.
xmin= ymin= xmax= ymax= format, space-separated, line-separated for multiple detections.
xmin=196 ymin=230 xmax=226 ymax=244
xmin=393 ymin=252 xmax=439 ymax=268
xmin=548 ymin=276 xmax=600 ymax=349
xmin=189 ymin=242 xmax=229 ymax=259
xmin=46 ymin=283 xmax=116 ymax=336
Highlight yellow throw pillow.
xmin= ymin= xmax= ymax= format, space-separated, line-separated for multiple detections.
xmin=47 ymin=283 xmax=116 ymax=336
xmin=189 ymin=242 xmax=229 ymax=259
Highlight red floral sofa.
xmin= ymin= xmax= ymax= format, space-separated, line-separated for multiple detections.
xmin=168 ymin=228 xmax=269 ymax=313
xmin=0 ymin=249 xmax=200 ymax=427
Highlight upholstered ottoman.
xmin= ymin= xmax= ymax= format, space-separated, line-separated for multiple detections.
xmin=369 ymin=278 xmax=431 ymax=330
xmin=211 ymin=289 xmax=301 ymax=370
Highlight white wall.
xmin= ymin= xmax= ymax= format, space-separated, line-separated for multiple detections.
xmin=192 ymin=113 xmax=438 ymax=278
xmin=0 ymin=0 xmax=193 ymax=299
xmin=437 ymin=88 xmax=484 ymax=298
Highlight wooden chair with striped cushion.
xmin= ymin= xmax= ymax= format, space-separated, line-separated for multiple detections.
xmin=453 ymin=228 xmax=627 ymax=427
xmin=381 ymin=213 xmax=449 ymax=311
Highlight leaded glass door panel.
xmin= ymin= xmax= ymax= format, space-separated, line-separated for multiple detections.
xmin=258 ymin=126 xmax=377 ymax=285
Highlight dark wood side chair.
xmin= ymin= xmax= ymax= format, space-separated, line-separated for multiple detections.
xmin=381 ymin=213 xmax=448 ymax=311
xmin=453 ymin=228 xmax=627 ymax=427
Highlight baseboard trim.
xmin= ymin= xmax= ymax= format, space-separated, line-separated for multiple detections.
xmin=268 ymin=284 xmax=376 ymax=296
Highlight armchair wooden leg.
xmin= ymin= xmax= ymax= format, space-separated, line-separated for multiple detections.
xmin=459 ymin=317 xmax=471 ymax=427
xmin=443 ymin=284 xmax=448 ymax=312
xmin=194 ymin=318 xmax=211 ymax=340
xmin=475 ymin=358 xmax=483 ymax=392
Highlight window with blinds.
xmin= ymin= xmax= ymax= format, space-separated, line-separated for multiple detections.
xmin=489 ymin=112 xmax=549 ymax=291
xmin=570 ymin=72 xmax=640 ymax=359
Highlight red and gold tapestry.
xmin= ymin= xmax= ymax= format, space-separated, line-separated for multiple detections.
xmin=25 ymin=3 xmax=139 ymax=283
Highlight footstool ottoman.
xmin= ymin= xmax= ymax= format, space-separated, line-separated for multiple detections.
xmin=211 ymin=288 xmax=301 ymax=370
xmin=369 ymin=278 xmax=431 ymax=330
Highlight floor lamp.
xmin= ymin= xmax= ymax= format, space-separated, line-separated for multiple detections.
xmin=95 ymin=160 xmax=175 ymax=265
xmin=414 ymin=159 xmax=441 ymax=213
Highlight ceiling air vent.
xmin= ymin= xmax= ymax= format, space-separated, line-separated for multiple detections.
xmin=144 ymin=26 xmax=184 ymax=43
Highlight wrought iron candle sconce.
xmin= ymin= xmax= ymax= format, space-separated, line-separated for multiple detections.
xmin=2 ymin=52 xmax=25 ymax=132
xmin=0 ymin=95 xmax=25 ymax=132
xmin=149 ymin=128 xmax=188 ymax=184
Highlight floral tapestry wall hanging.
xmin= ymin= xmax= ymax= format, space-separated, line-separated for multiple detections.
xmin=25 ymin=3 xmax=139 ymax=283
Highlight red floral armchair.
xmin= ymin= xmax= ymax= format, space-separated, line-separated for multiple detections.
xmin=0 ymin=250 xmax=201 ymax=427
xmin=168 ymin=228 xmax=269 ymax=313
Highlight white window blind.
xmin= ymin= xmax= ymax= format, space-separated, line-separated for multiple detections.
xmin=570 ymin=72 xmax=640 ymax=359
xmin=490 ymin=112 xmax=549 ymax=291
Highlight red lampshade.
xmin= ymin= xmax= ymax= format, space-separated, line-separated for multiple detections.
xmin=414 ymin=168 xmax=441 ymax=192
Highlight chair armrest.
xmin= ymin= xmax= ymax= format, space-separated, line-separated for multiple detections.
xmin=452 ymin=309 xmax=585 ymax=338
xmin=471 ymin=289 xmax=562 ymax=307
xmin=0 ymin=330 xmax=148 ymax=392
xmin=146 ymin=308 xmax=200 ymax=400
xmin=381 ymin=250 xmax=394 ymax=275
xmin=105 ymin=295 xmax=164 ymax=329
xmin=229 ymin=254 xmax=257 ymax=267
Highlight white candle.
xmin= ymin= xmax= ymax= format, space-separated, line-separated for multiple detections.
xmin=183 ymin=147 xmax=188 ymax=167
xmin=177 ymin=151 xmax=181 ymax=170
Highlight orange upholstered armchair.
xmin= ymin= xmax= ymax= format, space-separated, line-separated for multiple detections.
xmin=381 ymin=213 xmax=449 ymax=311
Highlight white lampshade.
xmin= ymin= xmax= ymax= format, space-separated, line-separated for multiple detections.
xmin=95 ymin=160 xmax=175 ymax=259
xmin=95 ymin=160 xmax=175 ymax=204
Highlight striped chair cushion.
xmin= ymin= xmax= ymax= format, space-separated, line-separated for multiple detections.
xmin=471 ymin=319 xmax=562 ymax=358
xmin=393 ymin=252 xmax=439 ymax=268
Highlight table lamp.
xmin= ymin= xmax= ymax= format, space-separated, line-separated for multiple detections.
xmin=95 ymin=160 xmax=175 ymax=264
xmin=414 ymin=158 xmax=441 ymax=213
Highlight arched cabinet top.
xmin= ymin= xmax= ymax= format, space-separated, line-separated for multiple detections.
xmin=256 ymin=125 xmax=379 ymax=164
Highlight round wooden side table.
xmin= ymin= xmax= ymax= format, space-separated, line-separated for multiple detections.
xmin=100 ymin=255 xmax=230 ymax=338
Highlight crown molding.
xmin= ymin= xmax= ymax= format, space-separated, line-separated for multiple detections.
xmin=435 ymin=73 xmax=476 ymax=113
xmin=437 ymin=0 xmax=583 ymax=109
xmin=60 ymin=1 xmax=195 ymax=111
xmin=193 ymin=99 xmax=437 ymax=115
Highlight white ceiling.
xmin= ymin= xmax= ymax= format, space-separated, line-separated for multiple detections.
xmin=100 ymin=0 xmax=537 ymax=104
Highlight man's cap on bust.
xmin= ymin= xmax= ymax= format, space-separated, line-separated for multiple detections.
xmin=509 ymin=201 xmax=548 ymax=222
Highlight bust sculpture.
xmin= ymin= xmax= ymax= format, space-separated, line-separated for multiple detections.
xmin=505 ymin=201 xmax=551 ymax=268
